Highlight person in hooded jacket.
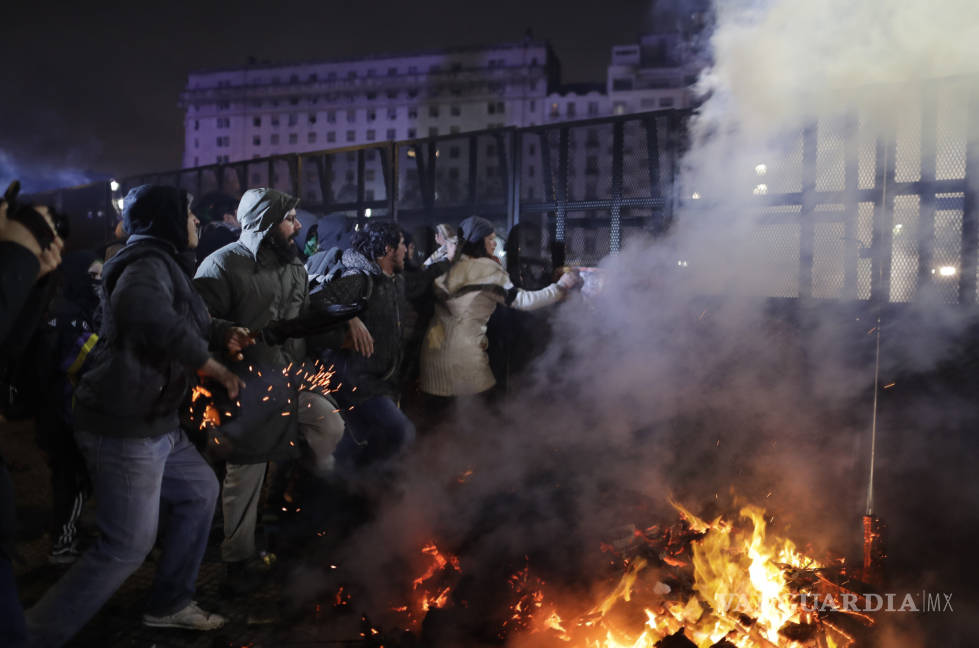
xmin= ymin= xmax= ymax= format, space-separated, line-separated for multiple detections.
xmin=313 ymin=222 xmax=449 ymax=468
xmin=193 ymin=187 xmax=345 ymax=593
xmin=420 ymin=216 xmax=581 ymax=400
xmin=25 ymin=185 xmax=244 ymax=647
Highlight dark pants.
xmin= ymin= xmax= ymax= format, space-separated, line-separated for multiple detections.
xmin=0 ymin=555 xmax=27 ymax=648
xmin=334 ymin=395 xmax=415 ymax=468
xmin=0 ymin=463 xmax=27 ymax=648
xmin=26 ymin=427 xmax=219 ymax=647
xmin=36 ymin=413 xmax=89 ymax=550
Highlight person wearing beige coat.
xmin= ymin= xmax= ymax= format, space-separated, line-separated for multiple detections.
xmin=419 ymin=216 xmax=580 ymax=397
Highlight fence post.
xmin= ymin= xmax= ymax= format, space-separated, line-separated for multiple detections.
xmin=508 ymin=129 xmax=520 ymax=230
xmin=961 ymin=94 xmax=979 ymax=305
xmin=917 ymin=91 xmax=938 ymax=296
xmin=610 ymin=120 xmax=624 ymax=254
xmin=798 ymin=124 xmax=818 ymax=299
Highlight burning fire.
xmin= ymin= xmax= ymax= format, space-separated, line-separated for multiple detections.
xmin=391 ymin=501 xmax=871 ymax=647
xmin=391 ymin=542 xmax=463 ymax=629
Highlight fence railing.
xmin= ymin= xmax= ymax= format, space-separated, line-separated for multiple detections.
xmin=99 ymin=85 xmax=979 ymax=305
xmin=121 ymin=109 xmax=688 ymax=285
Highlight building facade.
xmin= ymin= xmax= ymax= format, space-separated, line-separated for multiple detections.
xmin=179 ymin=33 xmax=703 ymax=169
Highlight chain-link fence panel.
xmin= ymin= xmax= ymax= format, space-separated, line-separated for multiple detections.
xmin=396 ymin=144 xmax=425 ymax=210
xmin=889 ymin=195 xmax=920 ymax=302
xmin=857 ymin=202 xmax=875 ymax=300
xmin=567 ymin=123 xmax=613 ymax=202
xmin=433 ymin=137 xmax=471 ymax=206
xmin=932 ymin=207 xmax=963 ymax=304
xmin=564 ymin=210 xmax=611 ymax=267
xmin=475 ymin=133 xmax=508 ymax=205
xmin=812 ymin=216 xmax=846 ymax=298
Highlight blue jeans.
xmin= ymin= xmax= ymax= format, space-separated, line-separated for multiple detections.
xmin=26 ymin=427 xmax=218 ymax=647
xmin=334 ymin=395 xmax=416 ymax=468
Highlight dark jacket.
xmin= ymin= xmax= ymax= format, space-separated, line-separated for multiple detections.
xmin=193 ymin=188 xmax=305 ymax=464
xmin=73 ymin=187 xmax=212 ymax=439
xmin=0 ymin=240 xmax=42 ymax=561
xmin=315 ymin=249 xmax=446 ymax=405
xmin=0 ymin=242 xmax=40 ymax=344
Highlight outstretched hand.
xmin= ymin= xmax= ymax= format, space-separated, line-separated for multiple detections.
xmin=198 ymin=357 xmax=245 ymax=399
xmin=557 ymin=270 xmax=583 ymax=291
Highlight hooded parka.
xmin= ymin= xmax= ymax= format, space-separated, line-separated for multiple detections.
xmin=73 ymin=185 xmax=213 ymax=437
xmin=193 ymin=188 xmax=307 ymax=464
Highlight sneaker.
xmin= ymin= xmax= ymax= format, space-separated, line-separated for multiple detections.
xmin=142 ymin=601 xmax=226 ymax=630
xmin=48 ymin=541 xmax=82 ymax=565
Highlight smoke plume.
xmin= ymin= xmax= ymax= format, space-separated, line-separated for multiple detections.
xmin=291 ymin=0 xmax=979 ymax=641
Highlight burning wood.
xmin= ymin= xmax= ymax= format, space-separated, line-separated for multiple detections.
xmin=373 ymin=500 xmax=875 ymax=647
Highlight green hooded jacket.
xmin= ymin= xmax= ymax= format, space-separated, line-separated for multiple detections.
xmin=194 ymin=188 xmax=306 ymax=464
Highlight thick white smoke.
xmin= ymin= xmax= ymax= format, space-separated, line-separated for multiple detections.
xmin=289 ymin=0 xmax=979 ymax=641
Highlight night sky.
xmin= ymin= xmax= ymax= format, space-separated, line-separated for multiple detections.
xmin=1 ymin=0 xmax=664 ymax=192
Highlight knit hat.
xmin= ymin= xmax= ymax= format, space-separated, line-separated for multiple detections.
xmin=459 ymin=216 xmax=494 ymax=244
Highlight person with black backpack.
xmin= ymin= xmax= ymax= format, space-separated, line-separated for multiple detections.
xmin=311 ymin=222 xmax=450 ymax=469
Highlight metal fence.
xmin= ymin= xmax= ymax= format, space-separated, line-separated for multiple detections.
xmin=121 ymin=110 xmax=685 ymax=288
xmin=725 ymin=79 xmax=979 ymax=305
xmin=119 ymin=86 xmax=979 ymax=304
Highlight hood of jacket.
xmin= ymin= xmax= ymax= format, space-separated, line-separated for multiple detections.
xmin=236 ymin=188 xmax=300 ymax=260
xmin=122 ymin=185 xmax=190 ymax=251
xmin=341 ymin=248 xmax=383 ymax=277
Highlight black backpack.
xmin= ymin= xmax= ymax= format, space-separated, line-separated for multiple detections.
xmin=306 ymin=247 xmax=373 ymax=301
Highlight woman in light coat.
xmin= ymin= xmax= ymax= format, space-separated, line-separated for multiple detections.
xmin=420 ymin=216 xmax=580 ymax=398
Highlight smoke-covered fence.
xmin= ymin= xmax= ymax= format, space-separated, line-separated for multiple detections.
xmin=114 ymin=88 xmax=979 ymax=304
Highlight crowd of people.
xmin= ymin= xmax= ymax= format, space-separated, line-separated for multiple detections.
xmin=0 ymin=182 xmax=582 ymax=647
